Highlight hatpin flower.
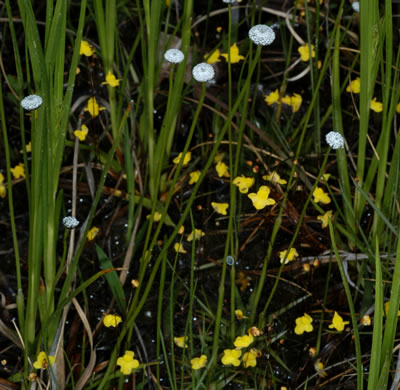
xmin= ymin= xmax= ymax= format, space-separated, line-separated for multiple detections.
xmin=192 ymin=63 xmax=215 ymax=82
xmin=248 ymin=25 xmax=275 ymax=46
xmin=352 ymin=2 xmax=360 ymax=12
xmin=21 ymin=95 xmax=43 ymax=111
xmin=63 ymin=216 xmax=79 ymax=229
xmin=164 ymin=49 xmax=185 ymax=64
xmin=326 ymin=131 xmax=344 ymax=149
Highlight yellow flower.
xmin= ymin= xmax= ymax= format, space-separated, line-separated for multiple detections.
xmin=173 ymin=152 xmax=191 ymax=166
xmin=20 ymin=141 xmax=32 ymax=154
xmin=263 ymin=171 xmax=287 ymax=185
xmin=313 ymin=187 xmax=331 ymax=204
xmin=384 ymin=301 xmax=400 ymax=317
xmin=213 ymin=152 xmax=224 ymax=163
xmin=396 ymin=102 xmax=400 ymax=113
xmin=221 ymin=349 xmax=241 ymax=366
xmin=346 ymin=77 xmax=361 ymax=94
xmin=328 ymin=311 xmax=349 ymax=332
xmin=33 ymin=352 xmax=55 ymax=370
xmin=294 ymin=313 xmax=313 ymax=335
xmin=242 ymin=349 xmax=258 ymax=368
xmin=322 ymin=173 xmax=331 ymax=182
xmin=87 ymin=226 xmax=100 ymax=241
xmin=279 ymin=247 xmax=299 ymax=264
xmin=281 ymin=94 xmax=302 ymax=112
xmin=264 ymin=89 xmax=280 ymax=106
xmin=187 ymin=229 xmax=205 ymax=242
xmin=189 ymin=170 xmax=201 ymax=184
xmin=191 ymin=355 xmax=207 ymax=370
xmin=116 ymin=351 xmax=140 ymax=375
xmin=84 ymin=97 xmax=105 ymax=118
xmin=103 ymin=314 xmax=122 ymax=327
xmin=360 ymin=315 xmax=371 ymax=326
xmin=216 ymin=26 xmax=222 ymax=33
xmin=249 ymin=326 xmax=262 ymax=337
xmin=248 ymin=186 xmax=276 ymax=210
xmin=314 ymin=359 xmax=327 ymax=377
xmin=147 ymin=211 xmax=162 ymax=222
xmin=80 ymin=40 xmax=94 ymax=56
xmin=10 ymin=163 xmax=25 ymax=179
xmin=234 ymin=334 xmax=254 ymax=349
xmin=370 ymin=97 xmax=383 ymax=113
xmin=298 ymin=44 xmax=315 ymax=62
xmin=178 ymin=225 xmax=185 ymax=234
xmin=102 ymin=71 xmax=121 ymax=87
xmin=211 ymin=202 xmax=229 ymax=215
xmin=131 ymin=279 xmax=139 ymax=288
xmin=216 ymin=161 xmax=229 ymax=177
xmin=174 ymin=242 xmax=187 ymax=254
xmin=174 ymin=336 xmax=188 ymax=348
xmin=74 ymin=124 xmax=89 ymax=141
xmin=0 ymin=173 xmax=6 ymax=198
xmin=233 ymin=175 xmax=255 ymax=193
xmin=317 ymin=210 xmax=333 ymax=228
xmin=235 ymin=309 xmax=248 ymax=320
xmin=221 ymin=43 xmax=245 ymax=64
xmin=204 ymin=49 xmax=221 ymax=64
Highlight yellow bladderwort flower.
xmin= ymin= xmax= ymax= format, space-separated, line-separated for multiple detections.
xmin=20 ymin=141 xmax=32 ymax=154
xmin=248 ymin=186 xmax=276 ymax=210
xmin=317 ymin=210 xmax=333 ymax=228
xmin=314 ymin=359 xmax=327 ymax=377
xmin=313 ymin=187 xmax=331 ymax=204
xmin=80 ymin=40 xmax=94 ymax=56
xmin=102 ymin=71 xmax=121 ymax=87
xmin=33 ymin=352 xmax=55 ymax=370
xmin=221 ymin=349 xmax=241 ymax=366
xmin=146 ymin=211 xmax=162 ymax=222
xmin=279 ymin=247 xmax=299 ymax=264
xmin=242 ymin=349 xmax=258 ymax=368
xmin=235 ymin=309 xmax=248 ymax=320
xmin=204 ymin=49 xmax=221 ymax=64
xmin=346 ymin=77 xmax=361 ymax=94
xmin=263 ymin=171 xmax=287 ymax=185
xmin=328 ymin=311 xmax=349 ymax=332
xmin=174 ymin=336 xmax=188 ymax=348
xmin=10 ymin=163 xmax=25 ymax=179
xmin=84 ymin=97 xmax=106 ymax=118
xmin=281 ymin=93 xmax=302 ymax=113
xmin=216 ymin=161 xmax=229 ymax=177
xmin=298 ymin=44 xmax=315 ymax=62
xmin=191 ymin=355 xmax=207 ymax=370
xmin=384 ymin=301 xmax=400 ymax=317
xmin=211 ymin=202 xmax=229 ymax=215
xmin=173 ymin=152 xmax=191 ymax=166
xmin=189 ymin=170 xmax=201 ymax=184
xmin=103 ymin=314 xmax=122 ymax=327
xmin=174 ymin=242 xmax=187 ymax=254
xmin=233 ymin=175 xmax=255 ymax=193
xmin=264 ymin=89 xmax=280 ymax=106
xmin=221 ymin=43 xmax=245 ymax=63
xmin=234 ymin=334 xmax=254 ymax=349
xmin=74 ymin=124 xmax=89 ymax=141
xmin=116 ymin=351 xmax=140 ymax=375
xmin=370 ymin=97 xmax=383 ymax=112
xmin=87 ymin=226 xmax=100 ymax=241
xmin=360 ymin=315 xmax=371 ymax=326
xmin=187 ymin=229 xmax=205 ymax=242
xmin=0 ymin=173 xmax=6 ymax=198
xmin=294 ymin=313 xmax=313 ymax=335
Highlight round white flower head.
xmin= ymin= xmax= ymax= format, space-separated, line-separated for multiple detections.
xmin=63 ymin=216 xmax=79 ymax=229
xmin=352 ymin=2 xmax=360 ymax=12
xmin=20 ymin=95 xmax=43 ymax=111
xmin=248 ymin=25 xmax=275 ymax=46
xmin=326 ymin=131 xmax=345 ymax=149
xmin=192 ymin=63 xmax=215 ymax=82
xmin=164 ymin=49 xmax=184 ymax=64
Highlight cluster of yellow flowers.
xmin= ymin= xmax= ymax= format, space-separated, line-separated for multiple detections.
xmin=294 ymin=311 xmax=350 ymax=335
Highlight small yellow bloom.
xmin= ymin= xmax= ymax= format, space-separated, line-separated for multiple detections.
xmin=147 ymin=211 xmax=162 ymax=222
xmin=187 ymin=229 xmax=205 ymax=242
xmin=221 ymin=43 xmax=245 ymax=64
xmin=314 ymin=359 xmax=327 ymax=377
xmin=313 ymin=187 xmax=331 ymax=204
xmin=360 ymin=315 xmax=371 ymax=326
xmin=87 ymin=226 xmax=100 ymax=241
xmin=116 ymin=351 xmax=140 ymax=375
xmin=279 ymin=247 xmax=299 ymax=264
xmin=174 ymin=242 xmax=187 ymax=254
xmin=291 ymin=93 xmax=302 ymax=113
xmin=248 ymin=186 xmax=276 ymax=210
xmin=328 ymin=311 xmax=349 ymax=332
xmin=74 ymin=124 xmax=89 ymax=141
xmin=205 ymin=49 xmax=221 ymax=64
xmin=10 ymin=163 xmax=25 ymax=179
xmin=211 ymin=202 xmax=229 ymax=215
xmin=396 ymin=102 xmax=400 ymax=113
xmin=0 ymin=183 xmax=6 ymax=199
xmin=33 ymin=352 xmax=55 ymax=370
xmin=263 ymin=171 xmax=287 ymax=185
xmin=216 ymin=161 xmax=229 ymax=177
xmin=233 ymin=175 xmax=255 ymax=193
xmin=264 ymin=89 xmax=280 ymax=106
xmin=249 ymin=326 xmax=262 ymax=337
xmin=298 ymin=44 xmax=315 ymax=62
xmin=174 ymin=336 xmax=188 ymax=348
xmin=213 ymin=152 xmax=224 ymax=163
xmin=103 ymin=314 xmax=122 ymax=327
xmin=131 ymin=279 xmax=139 ymax=288
xmin=189 ymin=170 xmax=201 ymax=184
xmin=384 ymin=301 xmax=400 ymax=317
xmin=173 ymin=152 xmax=191 ymax=166
xmin=80 ymin=40 xmax=95 ymax=56
xmin=84 ymin=97 xmax=105 ymax=118
xmin=294 ymin=313 xmax=313 ymax=335
xmin=102 ymin=71 xmax=121 ymax=88
xmin=178 ymin=225 xmax=185 ymax=234
xmin=322 ymin=173 xmax=331 ymax=182
xmin=234 ymin=334 xmax=254 ymax=349
xmin=236 ymin=271 xmax=250 ymax=292
xmin=235 ymin=309 xmax=248 ymax=320
xmin=20 ymin=142 xmax=32 ymax=154
xmin=216 ymin=26 xmax=222 ymax=33
xmin=191 ymin=355 xmax=207 ymax=370
xmin=317 ymin=210 xmax=333 ymax=229
xmin=346 ymin=77 xmax=361 ymax=94
xmin=370 ymin=97 xmax=383 ymax=113
xmin=242 ymin=349 xmax=258 ymax=368
xmin=221 ymin=349 xmax=241 ymax=366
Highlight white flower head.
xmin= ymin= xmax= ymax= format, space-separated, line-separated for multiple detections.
xmin=20 ymin=95 xmax=43 ymax=111
xmin=352 ymin=2 xmax=360 ymax=12
xmin=192 ymin=63 xmax=215 ymax=82
xmin=63 ymin=216 xmax=79 ymax=229
xmin=222 ymin=0 xmax=236 ymax=3
xmin=326 ymin=131 xmax=345 ymax=149
xmin=164 ymin=49 xmax=184 ymax=64
xmin=248 ymin=24 xmax=275 ymax=46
